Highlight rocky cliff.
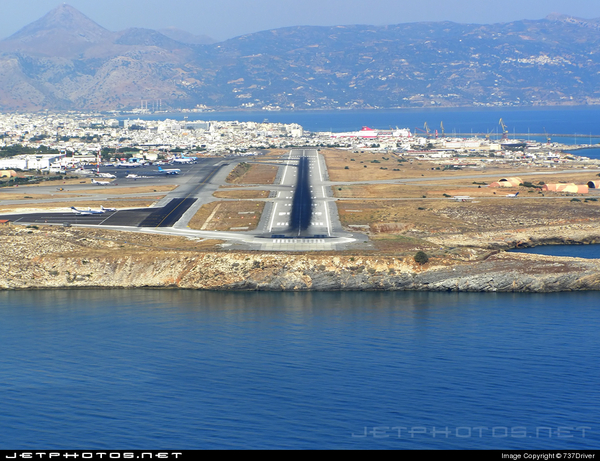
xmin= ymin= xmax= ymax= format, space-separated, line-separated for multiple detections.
xmin=1 ymin=225 xmax=599 ymax=292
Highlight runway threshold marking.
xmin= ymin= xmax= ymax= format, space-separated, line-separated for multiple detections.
xmin=154 ymin=163 xmax=221 ymax=228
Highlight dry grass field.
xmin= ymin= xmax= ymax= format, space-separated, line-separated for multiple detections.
xmin=337 ymin=197 xmax=600 ymax=235
xmin=213 ymin=189 xmax=269 ymax=199
xmin=336 ymin=195 xmax=600 ymax=255
xmin=226 ymin=163 xmax=278 ymax=184
xmin=337 ymin=199 xmax=473 ymax=234
xmin=188 ymin=201 xmax=265 ymax=231
xmin=333 ymin=183 xmax=500 ymax=199
xmin=319 ymin=148 xmax=599 ymax=183
xmin=52 ymin=227 xmax=225 ymax=256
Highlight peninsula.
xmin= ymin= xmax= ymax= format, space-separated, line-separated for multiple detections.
xmin=1 ymin=113 xmax=599 ymax=292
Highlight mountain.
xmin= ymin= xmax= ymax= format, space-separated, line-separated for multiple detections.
xmin=0 ymin=4 xmax=112 ymax=57
xmin=1 ymin=5 xmax=600 ymax=111
xmin=158 ymin=28 xmax=215 ymax=45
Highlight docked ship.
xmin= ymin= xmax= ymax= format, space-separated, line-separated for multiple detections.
xmin=500 ymin=140 xmax=527 ymax=150
xmin=330 ymin=126 xmax=412 ymax=139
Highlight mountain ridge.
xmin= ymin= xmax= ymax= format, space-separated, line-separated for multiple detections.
xmin=1 ymin=4 xmax=600 ymax=111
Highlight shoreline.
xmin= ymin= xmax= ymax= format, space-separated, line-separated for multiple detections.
xmin=1 ymin=223 xmax=599 ymax=293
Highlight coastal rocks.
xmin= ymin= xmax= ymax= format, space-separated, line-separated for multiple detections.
xmin=426 ymin=222 xmax=600 ymax=251
xmin=2 ymin=250 xmax=598 ymax=293
xmin=1 ymin=225 xmax=600 ymax=293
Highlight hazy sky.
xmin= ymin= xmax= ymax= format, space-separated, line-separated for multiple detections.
xmin=2 ymin=0 xmax=600 ymax=41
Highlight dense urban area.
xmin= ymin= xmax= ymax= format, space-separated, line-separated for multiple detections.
xmin=1 ymin=112 xmax=600 ymax=175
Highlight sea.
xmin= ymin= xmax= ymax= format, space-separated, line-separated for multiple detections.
xmin=130 ymin=105 xmax=600 ymax=158
xmin=2 ymin=108 xmax=600 ymax=450
xmin=511 ymin=244 xmax=600 ymax=259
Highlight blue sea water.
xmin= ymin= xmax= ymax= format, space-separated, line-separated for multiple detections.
xmin=133 ymin=106 xmax=600 ymax=140
xmin=512 ymin=244 xmax=600 ymax=259
xmin=0 ymin=290 xmax=599 ymax=450
xmin=130 ymin=106 xmax=600 ymax=158
xmin=566 ymin=147 xmax=600 ymax=160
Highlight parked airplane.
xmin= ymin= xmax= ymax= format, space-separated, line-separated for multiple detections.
xmin=506 ymin=192 xmax=520 ymax=198
xmin=125 ymin=173 xmax=150 ymax=179
xmin=172 ymin=155 xmax=196 ymax=164
xmin=71 ymin=206 xmax=105 ymax=215
xmin=96 ymin=173 xmax=116 ymax=178
xmin=117 ymin=162 xmax=140 ymax=168
xmin=158 ymin=166 xmax=180 ymax=175
xmin=101 ymin=205 xmax=117 ymax=212
xmin=91 ymin=179 xmax=111 ymax=186
xmin=452 ymin=196 xmax=473 ymax=202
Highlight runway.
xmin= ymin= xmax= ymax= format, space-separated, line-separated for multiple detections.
xmin=264 ymin=148 xmax=333 ymax=239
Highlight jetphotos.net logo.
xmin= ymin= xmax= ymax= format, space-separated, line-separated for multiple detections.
xmin=2 ymin=453 xmax=186 ymax=460
xmin=351 ymin=426 xmax=592 ymax=440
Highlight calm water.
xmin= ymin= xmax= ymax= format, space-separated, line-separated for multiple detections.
xmin=130 ymin=106 xmax=600 ymax=158
xmin=1 ymin=289 xmax=599 ymax=450
xmin=512 ymin=244 xmax=600 ymax=259
xmin=566 ymin=147 xmax=600 ymax=160
xmin=133 ymin=106 xmax=600 ymax=138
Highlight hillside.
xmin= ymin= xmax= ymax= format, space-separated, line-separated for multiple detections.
xmin=1 ymin=5 xmax=600 ymax=111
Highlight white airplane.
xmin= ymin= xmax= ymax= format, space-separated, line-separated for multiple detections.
xmin=117 ymin=162 xmax=140 ymax=168
xmin=71 ymin=207 xmax=105 ymax=215
xmin=91 ymin=179 xmax=111 ymax=186
xmin=96 ymin=173 xmax=116 ymax=178
xmin=126 ymin=173 xmax=150 ymax=179
xmin=506 ymin=192 xmax=520 ymax=198
xmin=172 ymin=156 xmax=196 ymax=164
xmin=101 ymin=205 xmax=117 ymax=212
xmin=452 ymin=196 xmax=473 ymax=202
xmin=158 ymin=166 xmax=180 ymax=175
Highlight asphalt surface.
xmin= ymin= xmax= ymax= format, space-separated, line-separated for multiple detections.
xmin=0 ymin=159 xmax=223 ymax=228
xmin=289 ymin=155 xmax=313 ymax=234
xmin=260 ymin=148 xmax=339 ymax=239
xmin=0 ymin=153 xmax=362 ymax=251
xmin=138 ymin=198 xmax=198 ymax=227
xmin=0 ymin=199 xmax=201 ymax=228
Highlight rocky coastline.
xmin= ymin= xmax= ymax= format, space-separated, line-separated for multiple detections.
xmin=1 ymin=224 xmax=599 ymax=293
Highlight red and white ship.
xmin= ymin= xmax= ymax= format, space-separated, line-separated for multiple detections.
xmin=330 ymin=126 xmax=412 ymax=139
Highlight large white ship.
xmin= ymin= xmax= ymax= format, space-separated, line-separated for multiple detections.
xmin=330 ymin=126 xmax=412 ymax=139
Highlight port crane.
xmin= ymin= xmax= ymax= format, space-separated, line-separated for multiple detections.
xmin=414 ymin=122 xmax=432 ymax=139
xmin=499 ymin=118 xmax=509 ymax=140
xmin=543 ymin=127 xmax=551 ymax=145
